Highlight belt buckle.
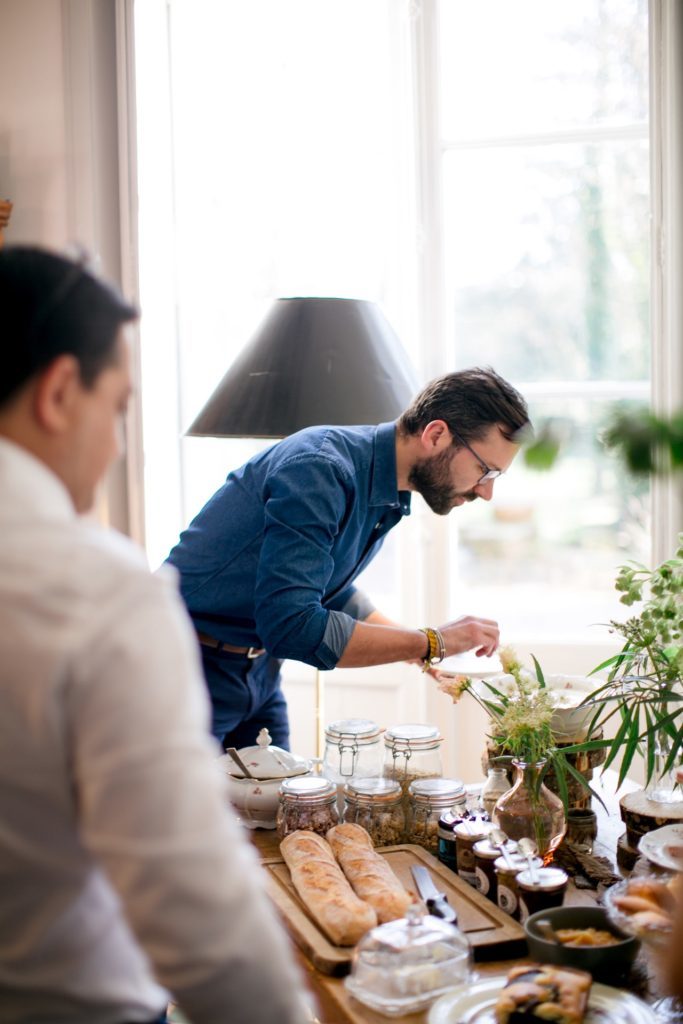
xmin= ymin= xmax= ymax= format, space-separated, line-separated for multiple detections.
xmin=246 ymin=646 xmax=262 ymax=659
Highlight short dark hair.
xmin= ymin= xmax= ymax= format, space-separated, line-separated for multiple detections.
xmin=0 ymin=246 xmax=138 ymax=408
xmin=398 ymin=366 xmax=530 ymax=443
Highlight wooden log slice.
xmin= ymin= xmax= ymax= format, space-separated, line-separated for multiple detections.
xmin=620 ymin=790 xmax=683 ymax=848
xmin=616 ymin=831 xmax=641 ymax=873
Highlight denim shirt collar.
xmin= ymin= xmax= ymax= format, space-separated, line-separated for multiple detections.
xmin=370 ymin=422 xmax=412 ymax=516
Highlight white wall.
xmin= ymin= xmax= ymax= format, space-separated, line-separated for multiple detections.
xmin=0 ymin=1 xmax=69 ymax=245
xmin=0 ymin=0 xmax=135 ymax=535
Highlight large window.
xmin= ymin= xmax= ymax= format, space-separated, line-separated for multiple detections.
xmin=134 ymin=0 xmax=654 ymax=762
xmin=135 ymin=0 xmax=420 ymax=577
xmin=436 ymin=0 xmax=650 ymax=644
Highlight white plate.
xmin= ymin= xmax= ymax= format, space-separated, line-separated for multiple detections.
xmin=639 ymin=825 xmax=683 ymax=872
xmin=428 ymin=975 xmax=658 ymax=1024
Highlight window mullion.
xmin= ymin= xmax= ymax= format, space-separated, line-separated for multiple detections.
xmin=650 ymin=0 xmax=683 ymax=563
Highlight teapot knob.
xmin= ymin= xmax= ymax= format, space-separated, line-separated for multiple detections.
xmin=256 ymin=728 xmax=272 ymax=749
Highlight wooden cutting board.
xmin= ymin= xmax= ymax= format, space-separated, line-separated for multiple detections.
xmin=261 ymin=842 xmax=526 ymax=976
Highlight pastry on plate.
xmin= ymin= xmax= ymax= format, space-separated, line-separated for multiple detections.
xmin=609 ymin=875 xmax=678 ymax=938
xmin=494 ymin=964 xmax=592 ymax=1024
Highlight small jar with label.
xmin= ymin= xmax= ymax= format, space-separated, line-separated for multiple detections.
xmin=406 ymin=778 xmax=467 ymax=854
xmin=276 ymin=776 xmax=339 ymax=839
xmin=454 ymin=820 xmax=493 ymax=887
xmin=382 ymin=724 xmax=443 ymax=810
xmin=343 ymin=777 xmax=405 ymax=847
xmin=517 ymin=866 xmax=569 ymax=923
xmin=473 ymin=838 xmax=504 ymax=902
xmin=437 ymin=809 xmax=466 ymax=872
xmin=494 ymin=852 xmax=542 ymax=919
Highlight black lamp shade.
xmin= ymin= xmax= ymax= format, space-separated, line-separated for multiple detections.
xmin=186 ymin=297 xmax=418 ymax=438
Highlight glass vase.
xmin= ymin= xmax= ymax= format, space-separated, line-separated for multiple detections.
xmin=645 ymin=727 xmax=682 ymax=804
xmin=492 ymin=759 xmax=566 ymax=859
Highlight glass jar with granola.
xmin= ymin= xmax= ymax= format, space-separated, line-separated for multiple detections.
xmin=276 ymin=776 xmax=339 ymax=839
xmin=406 ymin=778 xmax=467 ymax=854
xmin=342 ymin=777 xmax=405 ymax=846
xmin=382 ymin=724 xmax=443 ymax=813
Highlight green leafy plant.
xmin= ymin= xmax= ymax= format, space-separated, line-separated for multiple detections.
xmin=572 ymin=536 xmax=683 ymax=794
xmin=521 ymin=407 xmax=683 ymax=476
xmin=437 ymin=647 xmax=598 ymax=811
xmin=602 ymin=408 xmax=683 ymax=476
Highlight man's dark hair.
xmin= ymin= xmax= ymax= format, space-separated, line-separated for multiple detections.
xmin=397 ymin=366 xmax=530 ymax=443
xmin=0 ymin=246 xmax=138 ymax=408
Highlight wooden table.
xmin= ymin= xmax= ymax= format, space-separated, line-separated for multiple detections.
xmin=249 ymin=773 xmax=643 ymax=1024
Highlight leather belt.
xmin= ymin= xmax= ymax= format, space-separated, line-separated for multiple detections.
xmin=196 ymin=630 xmax=265 ymax=659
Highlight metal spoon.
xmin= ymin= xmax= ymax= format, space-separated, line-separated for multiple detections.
xmin=534 ymin=918 xmax=562 ymax=945
xmin=225 ymin=747 xmax=256 ymax=779
xmin=490 ymin=827 xmax=515 ymax=869
xmin=518 ymin=836 xmax=540 ymax=882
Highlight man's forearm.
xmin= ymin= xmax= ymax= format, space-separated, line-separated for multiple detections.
xmin=336 ymin=612 xmax=500 ymax=667
xmin=336 ymin=620 xmax=428 ymax=667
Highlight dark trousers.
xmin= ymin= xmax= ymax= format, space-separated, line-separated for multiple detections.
xmin=200 ymin=649 xmax=290 ymax=750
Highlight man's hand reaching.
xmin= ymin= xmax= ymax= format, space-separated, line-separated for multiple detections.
xmin=437 ymin=614 xmax=500 ymax=660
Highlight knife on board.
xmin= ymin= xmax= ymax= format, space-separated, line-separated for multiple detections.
xmin=410 ymin=865 xmax=458 ymax=924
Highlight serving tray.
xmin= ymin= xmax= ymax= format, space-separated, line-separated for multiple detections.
xmin=261 ymin=842 xmax=526 ymax=976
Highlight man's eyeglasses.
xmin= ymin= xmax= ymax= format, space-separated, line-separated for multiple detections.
xmin=451 ymin=428 xmax=502 ymax=485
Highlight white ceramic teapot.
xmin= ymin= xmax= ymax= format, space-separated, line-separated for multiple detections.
xmin=218 ymin=728 xmax=312 ymax=829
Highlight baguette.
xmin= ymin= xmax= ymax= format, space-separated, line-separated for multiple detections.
xmin=280 ymin=830 xmax=377 ymax=945
xmin=326 ymin=822 xmax=412 ymax=923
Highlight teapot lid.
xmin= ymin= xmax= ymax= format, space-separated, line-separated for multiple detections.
xmin=226 ymin=729 xmax=310 ymax=780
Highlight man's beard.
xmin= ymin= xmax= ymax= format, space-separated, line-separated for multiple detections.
xmin=408 ymin=447 xmax=478 ymax=515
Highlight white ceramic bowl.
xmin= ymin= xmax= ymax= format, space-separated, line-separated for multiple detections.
xmin=222 ymin=773 xmax=287 ymax=828
xmin=546 ymin=674 xmax=604 ymax=739
xmin=218 ymin=728 xmax=312 ymax=828
xmin=476 ymin=673 xmax=604 ymax=740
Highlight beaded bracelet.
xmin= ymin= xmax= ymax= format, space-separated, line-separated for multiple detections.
xmin=419 ymin=626 xmax=447 ymax=671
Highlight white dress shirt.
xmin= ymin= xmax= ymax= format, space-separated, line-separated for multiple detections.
xmin=0 ymin=439 xmax=309 ymax=1024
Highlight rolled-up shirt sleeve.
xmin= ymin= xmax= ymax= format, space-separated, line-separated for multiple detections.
xmin=319 ymin=587 xmax=377 ymax=662
xmin=253 ymin=452 xmax=358 ymax=669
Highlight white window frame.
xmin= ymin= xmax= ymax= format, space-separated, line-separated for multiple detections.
xmin=118 ymin=0 xmax=683 ymax=777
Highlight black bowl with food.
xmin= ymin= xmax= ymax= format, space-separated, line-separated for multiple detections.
xmin=524 ymin=905 xmax=641 ymax=982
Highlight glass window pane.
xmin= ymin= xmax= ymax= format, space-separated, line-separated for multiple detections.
xmin=450 ymin=397 xmax=650 ymax=643
xmin=439 ymin=0 xmax=649 ymax=139
xmin=168 ymin=0 xmax=418 ymax=434
xmin=442 ymin=140 xmax=650 ymax=383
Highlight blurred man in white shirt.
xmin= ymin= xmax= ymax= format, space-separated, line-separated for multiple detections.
xmin=0 ymin=247 xmax=310 ymax=1024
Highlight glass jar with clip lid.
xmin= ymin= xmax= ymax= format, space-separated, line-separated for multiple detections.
xmin=382 ymin=723 xmax=443 ymax=812
xmin=342 ymin=777 xmax=405 ymax=846
xmin=406 ymin=777 xmax=467 ymax=854
xmin=323 ymin=718 xmax=383 ymax=810
xmin=276 ymin=775 xmax=339 ymax=839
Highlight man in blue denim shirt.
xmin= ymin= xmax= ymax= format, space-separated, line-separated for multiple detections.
xmin=167 ymin=367 xmax=529 ymax=749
